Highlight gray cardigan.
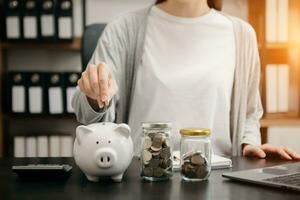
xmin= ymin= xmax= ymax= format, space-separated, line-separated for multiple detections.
xmin=72 ymin=6 xmax=263 ymax=156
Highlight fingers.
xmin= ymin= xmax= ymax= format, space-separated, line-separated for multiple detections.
xmin=283 ymin=147 xmax=300 ymax=160
xmin=262 ymin=144 xmax=292 ymax=160
xmin=78 ymin=63 xmax=117 ymax=109
xmin=243 ymin=145 xmax=266 ymax=158
xmin=98 ymin=63 xmax=109 ymax=103
xmin=88 ymin=64 xmax=100 ymax=96
xmin=107 ymin=74 xmax=118 ymax=101
xmin=81 ymin=71 xmax=93 ymax=98
xmin=276 ymin=148 xmax=292 ymax=160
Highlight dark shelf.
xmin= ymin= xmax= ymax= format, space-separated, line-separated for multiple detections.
xmin=0 ymin=37 xmax=81 ymax=50
xmin=3 ymin=113 xmax=77 ymax=120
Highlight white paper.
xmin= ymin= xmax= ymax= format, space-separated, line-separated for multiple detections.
xmin=49 ymin=87 xmax=63 ymax=114
xmin=14 ymin=136 xmax=25 ymax=158
xmin=23 ymin=16 xmax=38 ymax=39
xmin=66 ymin=87 xmax=76 ymax=113
xmin=12 ymin=86 xmax=25 ymax=113
xmin=58 ymin=17 xmax=72 ymax=39
xmin=37 ymin=136 xmax=48 ymax=157
xmin=277 ymin=64 xmax=289 ymax=112
xmin=49 ymin=136 xmax=60 ymax=157
xmin=60 ymin=136 xmax=73 ymax=157
xmin=26 ymin=136 xmax=37 ymax=157
xmin=41 ymin=15 xmax=55 ymax=37
xmin=6 ymin=16 xmax=20 ymax=39
xmin=29 ymin=87 xmax=42 ymax=113
xmin=266 ymin=0 xmax=277 ymax=42
xmin=266 ymin=64 xmax=278 ymax=113
xmin=277 ymin=0 xmax=288 ymax=42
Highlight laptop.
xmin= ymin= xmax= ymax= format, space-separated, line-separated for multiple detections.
xmin=222 ymin=162 xmax=300 ymax=191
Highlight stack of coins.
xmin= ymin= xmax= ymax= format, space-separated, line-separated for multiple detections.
xmin=181 ymin=151 xmax=209 ymax=180
xmin=141 ymin=132 xmax=172 ymax=180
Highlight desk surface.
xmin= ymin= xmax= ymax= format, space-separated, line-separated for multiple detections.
xmin=1 ymin=157 xmax=299 ymax=200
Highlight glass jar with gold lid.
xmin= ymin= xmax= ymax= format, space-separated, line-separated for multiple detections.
xmin=180 ymin=128 xmax=211 ymax=181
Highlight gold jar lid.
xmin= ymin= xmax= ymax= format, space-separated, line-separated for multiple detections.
xmin=180 ymin=128 xmax=211 ymax=136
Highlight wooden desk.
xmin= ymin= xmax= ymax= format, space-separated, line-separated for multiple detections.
xmin=0 ymin=157 xmax=299 ymax=200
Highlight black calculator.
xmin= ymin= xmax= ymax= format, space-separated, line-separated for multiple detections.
xmin=12 ymin=164 xmax=72 ymax=180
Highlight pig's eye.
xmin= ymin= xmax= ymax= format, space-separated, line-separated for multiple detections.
xmin=108 ymin=140 xmax=111 ymax=144
xmin=96 ymin=141 xmax=99 ymax=144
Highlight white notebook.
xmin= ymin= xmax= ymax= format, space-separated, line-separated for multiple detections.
xmin=173 ymin=151 xmax=232 ymax=171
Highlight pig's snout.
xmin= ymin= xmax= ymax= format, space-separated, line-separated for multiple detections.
xmin=95 ymin=148 xmax=117 ymax=168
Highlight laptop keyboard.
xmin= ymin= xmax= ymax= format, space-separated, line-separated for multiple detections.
xmin=263 ymin=172 xmax=300 ymax=186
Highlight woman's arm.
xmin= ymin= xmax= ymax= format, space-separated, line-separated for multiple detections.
xmin=72 ymin=20 xmax=126 ymax=125
xmin=241 ymin=26 xmax=300 ymax=160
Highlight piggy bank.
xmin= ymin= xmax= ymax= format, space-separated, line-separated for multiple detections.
xmin=73 ymin=122 xmax=133 ymax=182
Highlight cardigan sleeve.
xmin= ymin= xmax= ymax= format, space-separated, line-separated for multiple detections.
xmin=241 ymin=25 xmax=264 ymax=146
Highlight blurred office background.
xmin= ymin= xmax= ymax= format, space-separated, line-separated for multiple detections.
xmin=0 ymin=0 xmax=299 ymax=158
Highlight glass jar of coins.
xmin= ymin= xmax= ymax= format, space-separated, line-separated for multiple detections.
xmin=140 ymin=122 xmax=173 ymax=181
xmin=180 ymin=128 xmax=211 ymax=181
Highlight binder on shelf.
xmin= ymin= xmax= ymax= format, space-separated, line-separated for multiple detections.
xmin=37 ymin=135 xmax=48 ymax=157
xmin=9 ymin=72 xmax=27 ymax=113
xmin=277 ymin=0 xmax=288 ymax=42
xmin=14 ymin=136 xmax=25 ymax=157
xmin=25 ymin=136 xmax=37 ymax=157
xmin=57 ymin=0 xmax=73 ymax=40
xmin=47 ymin=73 xmax=64 ymax=114
xmin=28 ymin=72 xmax=45 ymax=114
xmin=40 ymin=0 xmax=56 ymax=40
xmin=266 ymin=64 xmax=278 ymax=113
xmin=277 ymin=64 xmax=289 ymax=112
xmin=49 ymin=135 xmax=60 ymax=157
xmin=4 ymin=0 xmax=22 ymax=40
xmin=60 ymin=135 xmax=73 ymax=157
xmin=64 ymin=72 xmax=79 ymax=113
xmin=23 ymin=0 xmax=39 ymax=40
xmin=265 ymin=0 xmax=277 ymax=43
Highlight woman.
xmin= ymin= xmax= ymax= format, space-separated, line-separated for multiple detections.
xmin=72 ymin=0 xmax=300 ymax=159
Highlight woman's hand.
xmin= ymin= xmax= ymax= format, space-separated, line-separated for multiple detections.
xmin=243 ymin=143 xmax=300 ymax=160
xmin=77 ymin=63 xmax=118 ymax=111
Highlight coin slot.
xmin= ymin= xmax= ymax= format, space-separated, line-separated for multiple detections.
xmin=101 ymin=157 xmax=103 ymax=162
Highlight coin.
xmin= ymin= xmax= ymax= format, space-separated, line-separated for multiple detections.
xmin=183 ymin=151 xmax=195 ymax=161
xmin=163 ymin=138 xmax=170 ymax=148
xmin=151 ymin=150 xmax=161 ymax=157
xmin=196 ymin=165 xmax=208 ymax=178
xmin=143 ymin=150 xmax=152 ymax=163
xmin=191 ymin=154 xmax=205 ymax=165
xmin=160 ymin=147 xmax=171 ymax=159
xmin=160 ymin=158 xmax=172 ymax=168
xmin=148 ymin=132 xmax=156 ymax=139
xmin=152 ymin=134 xmax=163 ymax=148
xmin=149 ymin=158 xmax=160 ymax=168
xmin=153 ymin=167 xmax=164 ymax=177
xmin=143 ymin=167 xmax=153 ymax=177
xmin=150 ymin=146 xmax=161 ymax=152
xmin=143 ymin=136 xmax=152 ymax=149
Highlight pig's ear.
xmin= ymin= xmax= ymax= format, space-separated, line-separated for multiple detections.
xmin=76 ymin=125 xmax=93 ymax=145
xmin=115 ymin=124 xmax=131 ymax=138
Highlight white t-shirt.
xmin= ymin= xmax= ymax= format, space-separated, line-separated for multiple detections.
xmin=128 ymin=6 xmax=236 ymax=156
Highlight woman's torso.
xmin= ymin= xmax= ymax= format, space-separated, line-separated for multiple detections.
xmin=127 ymin=6 xmax=236 ymax=156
